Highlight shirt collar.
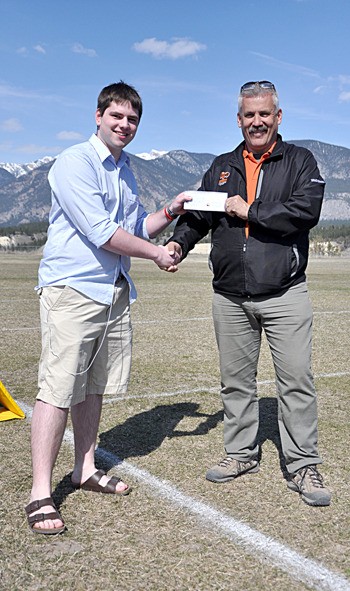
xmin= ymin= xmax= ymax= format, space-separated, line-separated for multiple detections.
xmin=89 ymin=133 xmax=129 ymax=167
xmin=243 ymin=140 xmax=277 ymax=163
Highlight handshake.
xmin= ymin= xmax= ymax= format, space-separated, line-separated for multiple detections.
xmin=152 ymin=188 xmax=249 ymax=274
xmin=152 ymin=189 xmax=249 ymax=273
xmin=155 ymin=242 xmax=183 ymax=273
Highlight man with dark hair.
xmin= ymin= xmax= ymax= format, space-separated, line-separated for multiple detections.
xmin=25 ymin=81 xmax=189 ymax=534
xmin=166 ymin=81 xmax=331 ymax=507
xmin=96 ymin=80 xmax=143 ymax=120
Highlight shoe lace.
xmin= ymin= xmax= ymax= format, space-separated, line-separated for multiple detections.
xmin=218 ymin=457 xmax=235 ymax=467
xmin=300 ymin=466 xmax=325 ymax=489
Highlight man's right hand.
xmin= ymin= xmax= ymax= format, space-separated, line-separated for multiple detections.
xmin=154 ymin=244 xmax=181 ymax=271
xmin=162 ymin=242 xmax=183 ymax=273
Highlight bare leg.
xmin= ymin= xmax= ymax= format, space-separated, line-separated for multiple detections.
xmin=29 ymin=399 xmax=68 ymax=531
xmin=70 ymin=394 xmax=128 ymax=493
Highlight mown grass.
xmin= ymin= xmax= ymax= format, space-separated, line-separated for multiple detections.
xmin=0 ymin=252 xmax=349 ymax=591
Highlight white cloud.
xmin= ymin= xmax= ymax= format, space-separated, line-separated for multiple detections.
xmin=286 ymin=105 xmax=331 ymax=120
xmin=337 ymin=74 xmax=350 ymax=85
xmin=328 ymin=74 xmax=350 ymax=87
xmin=0 ymin=83 xmax=78 ymax=107
xmin=314 ymin=75 xmax=350 ymax=99
xmin=16 ymin=143 xmax=62 ymax=155
xmin=138 ymin=77 xmax=232 ymax=100
xmin=0 ymin=140 xmax=13 ymax=151
xmin=34 ymin=44 xmax=46 ymax=54
xmin=57 ymin=130 xmax=84 ymax=140
xmin=0 ymin=82 xmax=46 ymax=100
xmin=16 ymin=45 xmax=46 ymax=57
xmin=16 ymin=46 xmax=28 ymax=56
xmin=0 ymin=118 xmax=23 ymax=132
xmin=250 ymin=52 xmax=320 ymax=79
xmin=339 ymin=91 xmax=350 ymax=103
xmin=133 ymin=37 xmax=206 ymax=60
xmin=72 ymin=42 xmax=97 ymax=57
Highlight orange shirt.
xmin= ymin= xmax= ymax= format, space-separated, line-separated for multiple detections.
xmin=243 ymin=142 xmax=276 ymax=237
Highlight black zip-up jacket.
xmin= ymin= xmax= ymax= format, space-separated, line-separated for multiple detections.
xmin=169 ymin=135 xmax=325 ymax=297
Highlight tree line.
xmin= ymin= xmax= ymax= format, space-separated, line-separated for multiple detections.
xmin=0 ymin=221 xmax=49 ymax=237
xmin=310 ymin=222 xmax=350 ymax=244
xmin=1 ymin=220 xmax=350 ymax=253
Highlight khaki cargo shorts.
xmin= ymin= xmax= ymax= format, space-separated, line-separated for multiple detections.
xmin=37 ymin=280 xmax=132 ymax=408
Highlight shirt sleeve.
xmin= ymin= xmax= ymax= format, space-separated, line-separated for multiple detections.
xmin=48 ymin=150 xmax=119 ymax=249
xmin=248 ymin=150 xmax=325 ymax=237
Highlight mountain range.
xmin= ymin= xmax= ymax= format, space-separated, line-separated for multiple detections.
xmin=1 ymin=139 xmax=350 ymax=227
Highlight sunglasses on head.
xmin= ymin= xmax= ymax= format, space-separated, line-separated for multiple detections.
xmin=240 ymin=81 xmax=276 ymax=92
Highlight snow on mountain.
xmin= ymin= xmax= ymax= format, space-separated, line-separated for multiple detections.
xmin=0 ymin=156 xmax=55 ymax=178
xmin=135 ymin=149 xmax=169 ymax=161
xmin=1 ymin=141 xmax=350 ymax=226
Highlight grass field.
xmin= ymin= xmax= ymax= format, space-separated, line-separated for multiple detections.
xmin=0 ymin=252 xmax=349 ymax=591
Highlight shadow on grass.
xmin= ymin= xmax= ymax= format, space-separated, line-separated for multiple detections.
xmin=257 ymin=397 xmax=286 ymax=476
xmin=97 ymin=398 xmax=285 ymax=474
xmin=52 ymin=397 xmax=285 ymax=509
xmin=52 ymin=402 xmax=222 ymax=508
xmin=98 ymin=402 xmax=223 ymax=461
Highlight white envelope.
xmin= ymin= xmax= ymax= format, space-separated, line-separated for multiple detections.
xmin=184 ymin=191 xmax=227 ymax=212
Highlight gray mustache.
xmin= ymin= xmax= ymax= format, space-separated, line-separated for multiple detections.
xmin=249 ymin=125 xmax=268 ymax=133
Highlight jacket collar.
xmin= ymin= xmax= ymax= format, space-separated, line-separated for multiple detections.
xmin=228 ymin=134 xmax=284 ymax=167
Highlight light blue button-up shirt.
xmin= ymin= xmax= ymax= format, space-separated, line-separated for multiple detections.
xmin=38 ymin=134 xmax=149 ymax=304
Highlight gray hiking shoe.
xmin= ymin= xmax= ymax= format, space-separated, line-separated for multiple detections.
xmin=206 ymin=457 xmax=259 ymax=483
xmin=287 ymin=465 xmax=331 ymax=506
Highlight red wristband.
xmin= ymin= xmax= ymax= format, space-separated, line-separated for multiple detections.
xmin=164 ymin=206 xmax=177 ymax=221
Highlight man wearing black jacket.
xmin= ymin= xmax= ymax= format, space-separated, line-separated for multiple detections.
xmin=166 ymin=81 xmax=331 ymax=506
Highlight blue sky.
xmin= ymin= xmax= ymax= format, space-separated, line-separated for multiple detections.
xmin=1 ymin=0 xmax=350 ymax=163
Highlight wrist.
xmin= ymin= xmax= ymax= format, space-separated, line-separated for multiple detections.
xmin=152 ymin=244 xmax=162 ymax=263
xmin=164 ymin=206 xmax=178 ymax=221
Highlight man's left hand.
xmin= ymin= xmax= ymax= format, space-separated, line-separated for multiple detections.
xmin=225 ymin=195 xmax=250 ymax=220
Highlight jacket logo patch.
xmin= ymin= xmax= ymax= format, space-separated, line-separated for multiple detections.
xmin=218 ymin=171 xmax=230 ymax=186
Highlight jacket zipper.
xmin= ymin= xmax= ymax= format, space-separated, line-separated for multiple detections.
xmin=241 ymin=167 xmax=264 ymax=292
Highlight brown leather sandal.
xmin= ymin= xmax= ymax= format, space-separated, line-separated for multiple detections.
xmin=71 ymin=469 xmax=131 ymax=496
xmin=25 ymin=497 xmax=66 ymax=535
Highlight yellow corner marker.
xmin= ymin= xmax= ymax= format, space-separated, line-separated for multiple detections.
xmin=0 ymin=379 xmax=25 ymax=421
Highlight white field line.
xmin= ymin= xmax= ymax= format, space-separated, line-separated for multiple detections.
xmin=2 ymin=309 xmax=350 ymax=332
xmin=19 ymin=401 xmax=350 ymax=591
xmin=1 ymin=326 xmax=41 ymax=332
xmin=133 ymin=317 xmax=211 ymax=324
xmin=0 ymin=319 xmax=212 ymax=331
xmin=314 ymin=311 xmax=350 ymax=315
xmin=133 ymin=311 xmax=350 ymax=321
xmin=103 ymin=372 xmax=350 ymax=404
xmin=316 ymin=371 xmax=350 ymax=378
xmin=105 ymin=385 xmax=219 ymax=402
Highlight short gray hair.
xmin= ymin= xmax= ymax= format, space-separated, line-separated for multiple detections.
xmin=238 ymin=85 xmax=280 ymax=114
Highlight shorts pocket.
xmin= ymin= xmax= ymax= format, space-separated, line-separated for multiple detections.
xmin=40 ymin=286 xmax=67 ymax=311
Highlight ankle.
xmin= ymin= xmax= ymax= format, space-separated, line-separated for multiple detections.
xmin=71 ymin=465 xmax=95 ymax=484
xmin=30 ymin=487 xmax=52 ymax=503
